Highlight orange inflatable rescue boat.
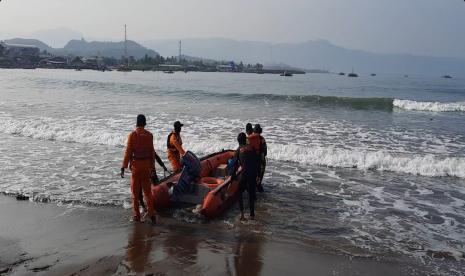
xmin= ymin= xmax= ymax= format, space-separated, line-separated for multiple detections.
xmin=152 ymin=150 xmax=244 ymax=218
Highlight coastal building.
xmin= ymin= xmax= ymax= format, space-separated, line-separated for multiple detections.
xmin=0 ymin=42 xmax=40 ymax=58
xmin=0 ymin=42 xmax=40 ymax=68
xmin=39 ymin=56 xmax=69 ymax=68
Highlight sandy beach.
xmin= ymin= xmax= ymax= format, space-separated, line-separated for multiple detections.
xmin=0 ymin=195 xmax=421 ymax=276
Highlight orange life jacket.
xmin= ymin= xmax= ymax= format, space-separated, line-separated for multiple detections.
xmin=247 ymin=133 xmax=263 ymax=154
xmin=130 ymin=129 xmax=153 ymax=160
xmin=167 ymin=131 xmax=183 ymax=154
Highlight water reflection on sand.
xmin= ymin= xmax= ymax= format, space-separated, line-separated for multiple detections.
xmin=125 ymin=221 xmax=265 ymax=276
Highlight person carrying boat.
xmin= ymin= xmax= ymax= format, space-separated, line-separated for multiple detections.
xmin=232 ymin=132 xmax=259 ymax=220
xmin=167 ymin=121 xmax=186 ymax=173
xmin=247 ymin=124 xmax=267 ymax=192
xmin=121 ymin=114 xmax=158 ymax=224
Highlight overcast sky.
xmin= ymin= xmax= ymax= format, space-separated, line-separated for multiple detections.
xmin=1 ymin=0 xmax=464 ymax=57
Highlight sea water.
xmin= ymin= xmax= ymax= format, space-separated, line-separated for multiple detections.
xmin=0 ymin=69 xmax=464 ymax=274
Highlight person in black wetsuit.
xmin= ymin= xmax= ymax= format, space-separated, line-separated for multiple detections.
xmin=232 ymin=132 xmax=259 ymax=220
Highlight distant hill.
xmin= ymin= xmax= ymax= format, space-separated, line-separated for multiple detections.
xmin=55 ymin=39 xmax=159 ymax=59
xmin=143 ymin=38 xmax=269 ymax=64
xmin=4 ymin=38 xmax=53 ymax=52
xmin=4 ymin=38 xmax=158 ymax=59
xmin=143 ymin=38 xmax=465 ymax=75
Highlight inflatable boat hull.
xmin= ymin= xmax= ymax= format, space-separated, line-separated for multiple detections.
xmin=152 ymin=150 xmax=243 ymax=218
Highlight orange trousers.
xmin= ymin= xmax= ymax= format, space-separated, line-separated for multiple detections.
xmin=168 ymin=152 xmax=182 ymax=173
xmin=131 ymin=173 xmax=154 ymax=219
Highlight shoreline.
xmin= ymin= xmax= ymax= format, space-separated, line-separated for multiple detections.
xmin=0 ymin=195 xmax=423 ymax=276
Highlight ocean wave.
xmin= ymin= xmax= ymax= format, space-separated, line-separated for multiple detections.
xmin=27 ymin=77 xmax=465 ymax=113
xmin=0 ymin=115 xmax=126 ymax=147
xmin=393 ymin=99 xmax=465 ymax=112
xmin=1 ymin=114 xmax=464 ymax=179
xmin=234 ymin=94 xmax=395 ymax=110
xmin=31 ymin=78 xmax=396 ymax=111
xmin=269 ymin=144 xmax=465 ymax=178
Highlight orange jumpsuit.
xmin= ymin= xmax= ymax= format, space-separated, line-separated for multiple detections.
xmin=167 ymin=130 xmax=185 ymax=173
xmin=123 ymin=127 xmax=156 ymax=220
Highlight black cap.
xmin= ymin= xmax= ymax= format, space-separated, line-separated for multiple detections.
xmin=136 ymin=114 xmax=146 ymax=127
xmin=246 ymin=123 xmax=253 ymax=132
xmin=174 ymin=121 xmax=184 ymax=128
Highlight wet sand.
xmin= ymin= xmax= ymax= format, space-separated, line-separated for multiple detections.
xmin=0 ymin=195 xmax=419 ymax=276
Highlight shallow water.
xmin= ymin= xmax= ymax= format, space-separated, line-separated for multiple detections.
xmin=0 ymin=69 xmax=464 ymax=274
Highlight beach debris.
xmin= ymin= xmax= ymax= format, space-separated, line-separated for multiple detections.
xmin=15 ymin=194 xmax=29 ymax=201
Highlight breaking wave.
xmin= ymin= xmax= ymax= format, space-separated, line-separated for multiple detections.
xmin=1 ymin=114 xmax=463 ymax=179
xmin=269 ymin=144 xmax=465 ymax=179
xmin=393 ymin=99 xmax=465 ymax=112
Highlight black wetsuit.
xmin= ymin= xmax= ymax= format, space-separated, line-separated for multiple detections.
xmin=233 ymin=145 xmax=259 ymax=217
xmin=257 ymin=135 xmax=267 ymax=191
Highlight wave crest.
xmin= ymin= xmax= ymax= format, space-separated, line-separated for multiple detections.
xmin=270 ymin=144 xmax=465 ymax=178
xmin=1 ymin=114 xmax=464 ymax=179
xmin=393 ymin=99 xmax=465 ymax=112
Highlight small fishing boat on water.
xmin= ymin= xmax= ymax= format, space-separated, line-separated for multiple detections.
xmin=347 ymin=67 xmax=358 ymax=77
xmin=280 ymin=71 xmax=293 ymax=77
xmin=163 ymin=70 xmax=174 ymax=74
xmin=152 ymin=150 xmax=244 ymax=218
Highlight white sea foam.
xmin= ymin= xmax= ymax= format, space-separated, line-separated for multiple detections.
xmin=0 ymin=115 xmax=126 ymax=147
xmin=1 ymin=114 xmax=464 ymax=179
xmin=393 ymin=99 xmax=465 ymax=112
xmin=269 ymin=144 xmax=465 ymax=178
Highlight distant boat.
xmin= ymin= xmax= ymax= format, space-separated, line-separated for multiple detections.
xmin=163 ymin=70 xmax=174 ymax=74
xmin=371 ymin=73 xmax=377 ymax=76
xmin=348 ymin=68 xmax=358 ymax=77
xmin=280 ymin=71 xmax=293 ymax=77
xmin=339 ymin=72 xmax=345 ymax=76
xmin=404 ymin=75 xmax=409 ymax=78
xmin=75 ymin=68 xmax=82 ymax=71
xmin=348 ymin=73 xmax=358 ymax=77
xmin=442 ymin=75 xmax=452 ymax=79
xmin=117 ymin=66 xmax=131 ymax=72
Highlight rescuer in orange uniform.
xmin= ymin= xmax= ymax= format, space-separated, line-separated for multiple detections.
xmin=121 ymin=114 xmax=158 ymax=224
xmin=167 ymin=121 xmax=186 ymax=173
xmin=246 ymin=124 xmax=267 ymax=192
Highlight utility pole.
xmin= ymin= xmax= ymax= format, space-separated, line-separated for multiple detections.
xmin=179 ymin=40 xmax=182 ymax=63
xmin=270 ymin=44 xmax=273 ymax=64
xmin=124 ymin=24 xmax=128 ymax=66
